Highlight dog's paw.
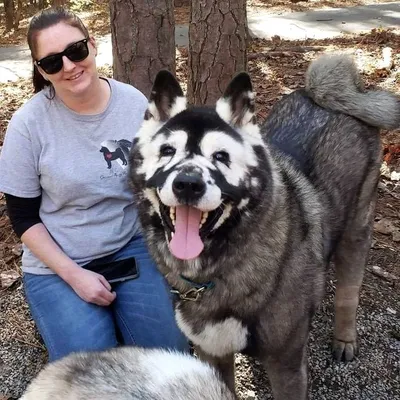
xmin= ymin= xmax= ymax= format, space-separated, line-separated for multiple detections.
xmin=332 ymin=338 xmax=358 ymax=362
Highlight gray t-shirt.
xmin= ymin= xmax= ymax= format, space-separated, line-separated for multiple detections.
xmin=0 ymin=78 xmax=147 ymax=274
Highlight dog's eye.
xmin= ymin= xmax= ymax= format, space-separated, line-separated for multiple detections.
xmin=213 ymin=151 xmax=230 ymax=165
xmin=160 ymin=145 xmax=176 ymax=157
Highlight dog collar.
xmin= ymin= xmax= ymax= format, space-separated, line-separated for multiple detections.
xmin=170 ymin=274 xmax=215 ymax=302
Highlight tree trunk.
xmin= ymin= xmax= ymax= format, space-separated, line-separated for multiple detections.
xmin=4 ymin=0 xmax=15 ymax=32
xmin=110 ymin=0 xmax=176 ymax=98
xmin=187 ymin=0 xmax=247 ymax=106
xmin=14 ymin=0 xmax=23 ymax=30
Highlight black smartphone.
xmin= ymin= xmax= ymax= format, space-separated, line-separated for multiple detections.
xmin=85 ymin=257 xmax=139 ymax=284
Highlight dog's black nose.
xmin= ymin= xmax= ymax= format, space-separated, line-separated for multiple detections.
xmin=172 ymin=173 xmax=206 ymax=201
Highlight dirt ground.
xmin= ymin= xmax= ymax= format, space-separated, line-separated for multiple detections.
xmin=0 ymin=1 xmax=399 ymax=399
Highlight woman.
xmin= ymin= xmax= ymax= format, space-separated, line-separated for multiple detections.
xmin=0 ymin=7 xmax=188 ymax=361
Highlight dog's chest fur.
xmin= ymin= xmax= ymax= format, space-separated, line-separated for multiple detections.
xmin=175 ymin=305 xmax=249 ymax=357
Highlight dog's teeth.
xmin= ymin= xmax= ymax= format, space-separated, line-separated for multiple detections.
xmin=170 ymin=207 xmax=176 ymax=225
xmin=212 ymin=204 xmax=233 ymax=231
xmin=201 ymin=212 xmax=209 ymax=225
xmin=171 ymin=232 xmax=175 ymax=237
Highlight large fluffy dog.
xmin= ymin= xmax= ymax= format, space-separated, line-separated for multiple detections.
xmin=21 ymin=347 xmax=234 ymax=399
xmin=129 ymin=54 xmax=400 ymax=399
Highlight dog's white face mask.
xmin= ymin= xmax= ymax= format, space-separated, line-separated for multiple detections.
xmin=130 ymin=71 xmax=268 ymax=260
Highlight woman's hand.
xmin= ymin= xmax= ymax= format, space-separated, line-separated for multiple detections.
xmin=19 ymin=224 xmax=116 ymax=306
xmin=65 ymin=267 xmax=117 ymax=306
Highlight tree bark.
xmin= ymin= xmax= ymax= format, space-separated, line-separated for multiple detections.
xmin=110 ymin=0 xmax=176 ymax=98
xmin=4 ymin=0 xmax=15 ymax=32
xmin=14 ymin=0 xmax=23 ymax=30
xmin=187 ymin=0 xmax=247 ymax=106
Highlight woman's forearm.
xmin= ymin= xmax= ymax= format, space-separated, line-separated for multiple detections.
xmin=21 ymin=223 xmax=116 ymax=306
xmin=21 ymin=223 xmax=80 ymax=283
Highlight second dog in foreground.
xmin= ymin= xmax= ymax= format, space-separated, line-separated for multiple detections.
xmin=20 ymin=346 xmax=235 ymax=400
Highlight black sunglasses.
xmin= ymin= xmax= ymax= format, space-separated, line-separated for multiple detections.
xmin=36 ymin=38 xmax=90 ymax=75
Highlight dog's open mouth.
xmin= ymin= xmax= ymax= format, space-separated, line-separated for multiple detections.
xmin=159 ymin=203 xmax=224 ymax=260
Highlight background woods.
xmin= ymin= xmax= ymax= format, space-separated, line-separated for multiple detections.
xmin=2 ymin=0 xmax=68 ymax=31
xmin=1 ymin=0 xmax=249 ymax=100
xmin=108 ymin=0 xmax=248 ymax=101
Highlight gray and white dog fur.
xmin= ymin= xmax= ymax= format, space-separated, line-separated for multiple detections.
xmin=21 ymin=346 xmax=235 ymax=400
xmin=128 ymin=53 xmax=400 ymax=400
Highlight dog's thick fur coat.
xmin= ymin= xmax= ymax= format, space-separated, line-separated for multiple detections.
xmin=128 ymin=54 xmax=400 ymax=399
xmin=20 ymin=347 xmax=234 ymax=400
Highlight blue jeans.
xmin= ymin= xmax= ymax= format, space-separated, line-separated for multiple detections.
xmin=23 ymin=235 xmax=188 ymax=361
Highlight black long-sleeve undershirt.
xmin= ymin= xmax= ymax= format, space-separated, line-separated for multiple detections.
xmin=5 ymin=193 xmax=42 ymax=238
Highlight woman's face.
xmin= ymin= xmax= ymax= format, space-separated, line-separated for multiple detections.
xmin=35 ymin=22 xmax=98 ymax=98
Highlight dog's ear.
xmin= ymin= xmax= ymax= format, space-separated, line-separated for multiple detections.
xmin=145 ymin=70 xmax=186 ymax=122
xmin=216 ymin=73 xmax=257 ymax=130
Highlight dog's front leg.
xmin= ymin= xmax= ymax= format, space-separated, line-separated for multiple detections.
xmin=194 ymin=345 xmax=236 ymax=396
xmin=263 ymin=344 xmax=308 ymax=400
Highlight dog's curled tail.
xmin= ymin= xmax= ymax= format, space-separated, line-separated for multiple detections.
xmin=305 ymin=53 xmax=400 ymax=130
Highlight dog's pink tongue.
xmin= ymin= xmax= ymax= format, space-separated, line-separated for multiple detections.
xmin=169 ymin=205 xmax=204 ymax=260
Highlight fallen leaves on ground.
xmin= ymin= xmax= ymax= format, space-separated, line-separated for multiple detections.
xmin=0 ymin=270 xmax=20 ymax=289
